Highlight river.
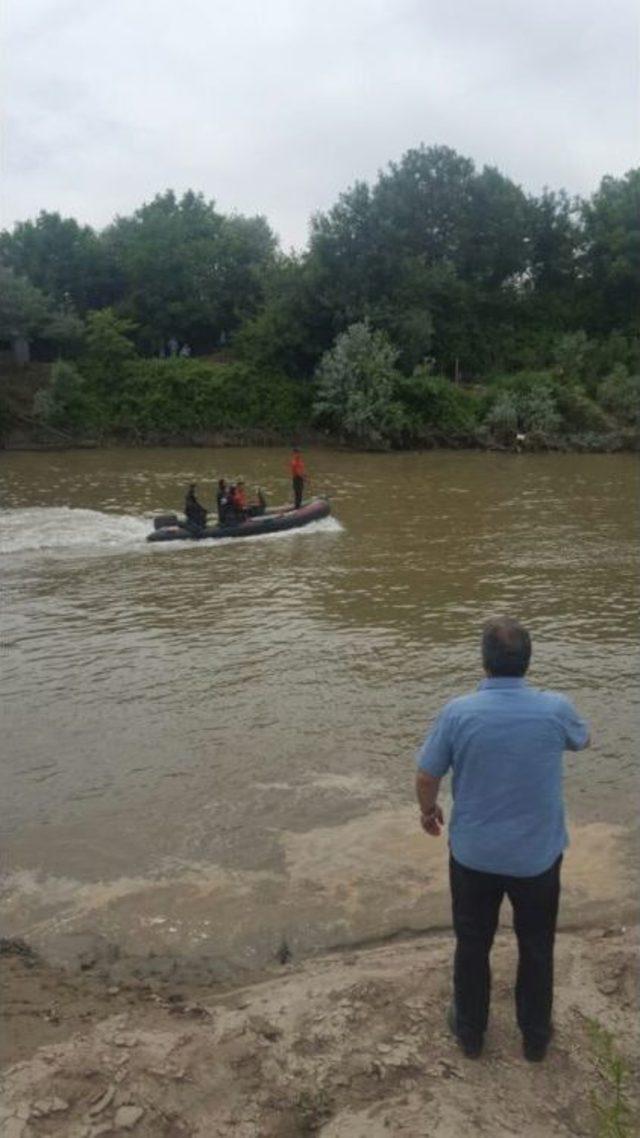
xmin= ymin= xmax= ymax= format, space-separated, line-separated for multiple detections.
xmin=1 ymin=448 xmax=638 ymax=976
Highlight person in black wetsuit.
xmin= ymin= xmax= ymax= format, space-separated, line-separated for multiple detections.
xmin=184 ymin=483 xmax=207 ymax=533
xmin=216 ymin=478 xmax=230 ymax=523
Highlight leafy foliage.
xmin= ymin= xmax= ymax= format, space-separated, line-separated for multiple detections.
xmin=580 ymin=170 xmax=640 ymax=336
xmin=313 ymin=322 xmax=402 ymax=446
xmin=114 ymin=358 xmax=304 ymax=434
xmin=484 ymin=391 xmax=519 ymax=443
xmin=0 ymin=264 xmax=85 ymax=356
xmin=396 ymin=369 xmax=481 ymax=440
xmin=0 ymin=211 xmax=115 ymax=313
xmin=0 ymin=265 xmax=50 ymax=339
xmin=597 ymin=366 xmax=640 ymax=426
xmin=83 ymin=308 xmax=138 ymax=391
xmin=588 ymin=1019 xmax=636 ymax=1138
xmin=103 ymin=190 xmax=276 ymax=352
xmin=34 ymin=361 xmax=103 ymax=434
xmin=1 ymin=150 xmax=639 ymax=448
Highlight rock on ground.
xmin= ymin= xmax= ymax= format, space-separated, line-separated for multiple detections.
xmin=0 ymin=928 xmax=638 ymax=1137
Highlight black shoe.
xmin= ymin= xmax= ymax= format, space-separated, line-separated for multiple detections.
xmin=447 ymin=1006 xmax=483 ymax=1059
xmin=523 ymin=1026 xmax=554 ymax=1063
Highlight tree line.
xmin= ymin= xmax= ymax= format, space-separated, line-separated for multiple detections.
xmin=1 ymin=145 xmax=638 ymax=448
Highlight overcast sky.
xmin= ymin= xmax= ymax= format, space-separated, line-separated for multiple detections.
xmin=3 ymin=0 xmax=638 ymax=249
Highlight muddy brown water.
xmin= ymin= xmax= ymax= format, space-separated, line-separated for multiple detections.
xmin=1 ymin=448 xmax=638 ymax=975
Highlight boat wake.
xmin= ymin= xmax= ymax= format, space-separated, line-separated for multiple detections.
xmin=0 ymin=507 xmax=150 ymax=556
xmin=0 ymin=508 xmax=343 ymax=557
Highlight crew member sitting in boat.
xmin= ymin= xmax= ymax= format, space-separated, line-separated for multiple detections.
xmin=185 ymin=483 xmax=207 ymax=532
xmin=235 ymin=478 xmax=248 ymax=513
xmin=216 ymin=478 xmax=230 ymax=523
xmin=226 ymin=482 xmax=246 ymax=522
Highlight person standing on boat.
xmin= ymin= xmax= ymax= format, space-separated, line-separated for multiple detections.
xmin=290 ymin=447 xmax=305 ymax=509
xmin=184 ymin=483 xmax=207 ymax=532
xmin=415 ymin=616 xmax=589 ymax=1063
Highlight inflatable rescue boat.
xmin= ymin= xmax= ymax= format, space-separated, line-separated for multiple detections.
xmin=146 ymin=497 xmax=331 ymax=541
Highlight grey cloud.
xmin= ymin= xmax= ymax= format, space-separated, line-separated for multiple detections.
xmin=2 ymin=0 xmax=637 ymax=248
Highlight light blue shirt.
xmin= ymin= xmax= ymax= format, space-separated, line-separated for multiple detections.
xmin=416 ymin=677 xmax=590 ymax=877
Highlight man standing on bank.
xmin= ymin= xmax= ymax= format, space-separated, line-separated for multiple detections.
xmin=290 ymin=446 xmax=305 ymax=509
xmin=415 ymin=616 xmax=589 ymax=1062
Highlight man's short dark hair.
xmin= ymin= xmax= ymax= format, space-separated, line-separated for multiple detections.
xmin=482 ymin=617 xmax=531 ymax=677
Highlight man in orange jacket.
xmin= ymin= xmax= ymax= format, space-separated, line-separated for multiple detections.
xmin=290 ymin=447 xmax=305 ymax=508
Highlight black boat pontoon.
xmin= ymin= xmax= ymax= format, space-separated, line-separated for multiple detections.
xmin=146 ymin=498 xmax=331 ymax=542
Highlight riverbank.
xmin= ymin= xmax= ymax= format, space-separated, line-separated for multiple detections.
xmin=2 ymin=426 xmax=638 ymax=454
xmin=1 ymin=924 xmax=637 ymax=1138
xmin=2 ymin=361 xmax=638 ymax=453
xmin=2 ymin=814 xmax=638 ymax=1135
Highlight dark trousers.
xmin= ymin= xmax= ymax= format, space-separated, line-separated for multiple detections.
xmin=450 ymin=853 xmax=561 ymax=1046
xmin=293 ymin=474 xmax=304 ymax=508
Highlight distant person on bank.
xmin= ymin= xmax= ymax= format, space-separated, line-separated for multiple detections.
xmin=415 ymin=616 xmax=590 ymax=1062
xmin=184 ymin=483 xmax=207 ymax=532
xmin=290 ymin=447 xmax=305 ymax=508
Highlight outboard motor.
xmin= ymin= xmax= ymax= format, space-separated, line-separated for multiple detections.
xmin=154 ymin=513 xmax=180 ymax=530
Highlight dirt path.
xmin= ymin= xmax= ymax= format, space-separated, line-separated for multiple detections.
xmin=1 ymin=926 xmax=637 ymax=1138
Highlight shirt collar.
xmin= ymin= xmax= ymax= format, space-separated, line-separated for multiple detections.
xmin=478 ymin=677 xmax=528 ymax=690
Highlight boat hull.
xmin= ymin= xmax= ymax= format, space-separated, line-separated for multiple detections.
xmin=146 ymin=498 xmax=331 ymax=542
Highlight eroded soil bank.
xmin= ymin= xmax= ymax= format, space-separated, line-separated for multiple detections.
xmin=1 ymin=926 xmax=638 ymax=1138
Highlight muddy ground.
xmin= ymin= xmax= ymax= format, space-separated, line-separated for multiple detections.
xmin=1 ymin=925 xmax=637 ymax=1138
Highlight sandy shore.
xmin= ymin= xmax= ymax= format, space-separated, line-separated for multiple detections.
xmin=2 ymin=811 xmax=638 ymax=1136
xmin=1 ymin=923 xmax=638 ymax=1138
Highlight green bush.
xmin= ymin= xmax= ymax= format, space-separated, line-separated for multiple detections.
xmin=313 ymin=321 xmax=403 ymax=447
xmin=483 ymin=390 xmax=519 ymax=443
xmin=483 ymin=369 xmax=613 ymax=440
xmin=33 ymin=360 xmax=104 ymax=434
xmin=83 ymin=308 xmax=138 ymax=392
xmin=554 ymin=385 xmax=613 ymax=432
xmin=113 ymin=357 xmax=305 ymax=434
xmin=519 ymin=384 xmax=561 ymax=435
xmin=551 ymin=331 xmax=593 ymax=383
xmin=396 ymin=370 xmax=482 ymax=439
xmin=597 ymin=366 xmax=640 ymax=426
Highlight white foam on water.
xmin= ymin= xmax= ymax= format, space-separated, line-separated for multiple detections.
xmin=0 ymin=508 xmax=344 ymax=558
xmin=0 ymin=507 xmax=150 ymax=555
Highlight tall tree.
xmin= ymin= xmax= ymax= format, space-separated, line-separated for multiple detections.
xmin=580 ymin=169 xmax=640 ymax=336
xmin=0 ymin=212 xmax=115 ymax=313
xmin=305 ymin=145 xmax=534 ymax=375
xmin=0 ymin=264 xmax=83 ymax=361
xmin=104 ymin=190 xmax=277 ymax=351
xmin=0 ymin=265 xmax=49 ymax=344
